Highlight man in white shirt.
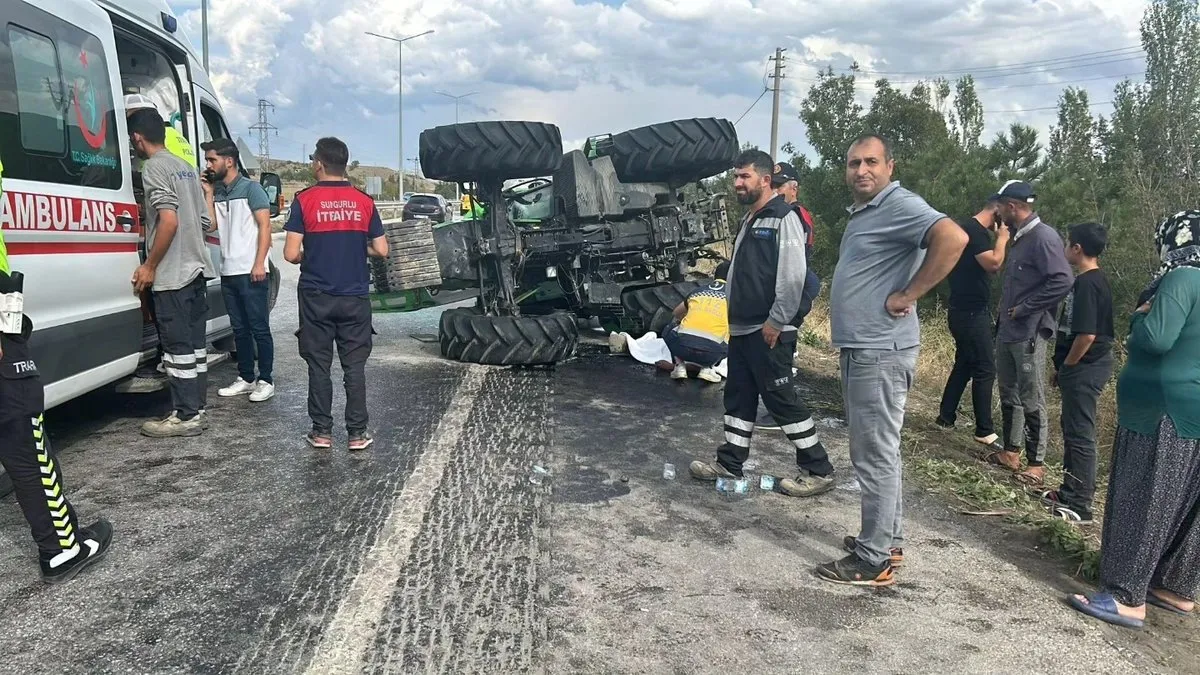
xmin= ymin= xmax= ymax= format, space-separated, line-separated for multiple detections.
xmin=201 ymin=138 xmax=276 ymax=402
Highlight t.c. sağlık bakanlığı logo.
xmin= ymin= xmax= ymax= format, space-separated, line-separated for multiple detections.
xmin=72 ymin=48 xmax=108 ymax=150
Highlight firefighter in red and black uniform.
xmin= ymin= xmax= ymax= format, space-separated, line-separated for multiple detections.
xmin=0 ymin=247 xmax=113 ymax=584
xmin=283 ymin=137 xmax=389 ymax=451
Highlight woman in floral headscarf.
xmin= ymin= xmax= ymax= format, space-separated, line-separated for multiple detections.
xmin=1069 ymin=210 xmax=1200 ymax=629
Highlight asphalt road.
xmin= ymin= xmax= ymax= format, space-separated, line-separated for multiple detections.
xmin=0 ymin=238 xmax=1187 ymax=673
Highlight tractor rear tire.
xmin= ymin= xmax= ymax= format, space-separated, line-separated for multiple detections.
xmin=439 ymin=309 xmax=577 ymax=366
xmin=621 ymin=280 xmax=709 ymax=336
xmin=419 ymin=121 xmax=564 ymax=183
xmin=607 ymin=118 xmax=738 ymax=185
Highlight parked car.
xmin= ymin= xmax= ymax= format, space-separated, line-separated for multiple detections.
xmin=402 ymin=193 xmax=449 ymax=223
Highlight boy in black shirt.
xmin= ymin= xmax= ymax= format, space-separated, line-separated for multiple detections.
xmin=1048 ymin=222 xmax=1114 ymax=524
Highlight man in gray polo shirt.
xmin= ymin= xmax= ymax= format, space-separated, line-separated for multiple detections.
xmin=816 ymin=135 xmax=967 ymax=587
xmin=985 ymin=181 xmax=1073 ymax=486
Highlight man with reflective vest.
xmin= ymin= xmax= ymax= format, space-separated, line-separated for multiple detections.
xmin=124 ymin=94 xmax=196 ymax=168
xmin=0 ymin=150 xmax=114 ymax=584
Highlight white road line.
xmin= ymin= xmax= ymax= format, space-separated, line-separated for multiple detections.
xmin=304 ymin=366 xmax=488 ymax=674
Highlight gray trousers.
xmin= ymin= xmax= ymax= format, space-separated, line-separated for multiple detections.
xmin=841 ymin=347 xmax=918 ymax=568
xmin=1057 ymin=354 xmax=1113 ymax=515
xmin=996 ymin=337 xmax=1047 ymax=464
xmin=153 ymin=275 xmax=209 ymax=421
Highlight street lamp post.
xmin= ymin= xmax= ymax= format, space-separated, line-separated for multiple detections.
xmin=434 ymin=90 xmax=477 ymax=200
xmin=365 ymin=29 xmax=434 ymax=200
xmin=201 ymin=0 xmax=209 ymax=70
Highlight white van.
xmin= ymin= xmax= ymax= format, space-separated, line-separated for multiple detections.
xmin=0 ymin=0 xmax=283 ymax=410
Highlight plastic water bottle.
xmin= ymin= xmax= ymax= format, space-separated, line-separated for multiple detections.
xmin=760 ymin=475 xmax=776 ymax=492
xmin=529 ymin=465 xmax=551 ymax=486
xmin=662 ymin=463 xmax=676 ymax=480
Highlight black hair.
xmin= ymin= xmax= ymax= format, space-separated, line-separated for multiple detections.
xmin=1068 ymin=222 xmax=1108 ymax=257
xmin=850 ymin=133 xmax=893 ymax=161
xmin=200 ymin=138 xmax=239 ymax=161
xmin=733 ymin=149 xmax=774 ymax=178
xmin=714 ymin=261 xmax=731 ymax=280
xmin=127 ymin=108 xmax=166 ymax=144
xmin=313 ymin=137 xmax=349 ymax=175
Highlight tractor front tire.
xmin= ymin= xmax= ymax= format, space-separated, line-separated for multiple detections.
xmin=419 ymin=121 xmax=564 ymax=183
xmin=439 ymin=309 xmax=578 ymax=366
xmin=621 ymin=280 xmax=709 ymax=336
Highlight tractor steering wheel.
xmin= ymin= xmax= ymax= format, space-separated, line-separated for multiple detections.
xmin=503 ymin=178 xmax=552 ymax=205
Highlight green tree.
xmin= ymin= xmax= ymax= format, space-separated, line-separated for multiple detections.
xmin=799 ymin=67 xmax=863 ymax=166
xmin=949 ymin=76 xmax=985 ymax=150
xmin=989 ymin=123 xmax=1048 ymax=182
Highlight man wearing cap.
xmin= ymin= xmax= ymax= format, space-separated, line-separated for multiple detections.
xmin=986 ymin=180 xmax=1073 ymax=486
xmin=124 ymin=94 xmax=196 ymax=168
xmin=201 ymin=138 xmax=276 ymax=403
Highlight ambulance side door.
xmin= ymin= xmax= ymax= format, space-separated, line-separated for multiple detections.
xmin=0 ymin=0 xmax=143 ymax=409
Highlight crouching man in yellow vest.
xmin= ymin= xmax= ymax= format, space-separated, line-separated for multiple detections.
xmin=124 ymin=94 xmax=196 ymax=168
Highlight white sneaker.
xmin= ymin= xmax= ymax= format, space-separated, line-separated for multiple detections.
xmin=608 ymin=332 xmax=627 ymax=354
xmin=218 ymin=377 xmax=256 ymax=397
xmin=249 ymin=380 xmax=275 ymax=402
xmin=697 ymin=367 xmax=721 ymax=383
xmin=670 ymin=363 xmax=688 ymax=379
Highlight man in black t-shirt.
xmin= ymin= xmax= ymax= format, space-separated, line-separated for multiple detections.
xmin=1046 ymin=222 xmax=1114 ymax=524
xmin=936 ymin=203 xmax=1009 ymax=446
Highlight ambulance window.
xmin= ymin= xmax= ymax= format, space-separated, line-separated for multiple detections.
xmin=0 ymin=14 xmax=122 ymax=190
xmin=200 ymin=102 xmax=230 ymax=143
xmin=9 ymin=27 xmax=65 ymax=154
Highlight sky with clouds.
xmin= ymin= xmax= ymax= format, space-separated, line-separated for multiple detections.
xmin=166 ymin=0 xmax=1148 ymax=174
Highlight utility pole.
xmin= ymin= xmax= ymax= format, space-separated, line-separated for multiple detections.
xmin=201 ymin=0 xmax=209 ymax=71
xmin=768 ymin=47 xmax=787 ymax=161
xmin=365 ymin=30 xmax=435 ymax=200
xmin=434 ymin=90 xmax=478 ymax=200
xmin=249 ymin=99 xmax=277 ymax=171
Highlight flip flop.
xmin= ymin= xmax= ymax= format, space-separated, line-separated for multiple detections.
xmin=1147 ymin=592 xmax=1193 ymax=616
xmin=1013 ymin=469 xmax=1045 ymax=486
xmin=985 ymin=450 xmax=1020 ymax=471
xmin=1068 ymin=592 xmax=1144 ymax=629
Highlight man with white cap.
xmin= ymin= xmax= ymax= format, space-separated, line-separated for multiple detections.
xmin=985 ymin=180 xmax=1073 ymax=486
xmin=124 ymin=93 xmax=196 ymax=168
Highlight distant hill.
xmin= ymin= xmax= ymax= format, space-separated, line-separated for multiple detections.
xmin=266 ymin=159 xmax=452 ymax=202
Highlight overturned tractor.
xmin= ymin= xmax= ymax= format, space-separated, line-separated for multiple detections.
xmin=370 ymin=117 xmax=738 ymax=366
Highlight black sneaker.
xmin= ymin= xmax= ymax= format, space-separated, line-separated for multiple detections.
xmin=842 ymin=535 xmax=904 ymax=567
xmin=1051 ymin=503 xmax=1094 ymax=525
xmin=934 ymin=416 xmax=954 ymax=429
xmin=816 ymin=553 xmax=895 ymax=587
xmin=348 ymin=431 xmax=374 ymax=452
xmin=41 ymin=519 xmax=113 ymax=585
xmin=306 ymin=429 xmax=333 ymax=449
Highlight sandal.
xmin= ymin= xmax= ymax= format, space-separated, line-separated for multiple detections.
xmin=985 ymin=449 xmax=1021 ymax=471
xmin=1013 ymin=466 xmax=1046 ymax=486
xmin=1147 ymin=590 xmax=1194 ymax=616
xmin=1067 ymin=592 xmax=1144 ymax=629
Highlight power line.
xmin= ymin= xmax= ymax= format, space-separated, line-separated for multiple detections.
xmin=855 ymin=45 xmax=1142 ymax=76
xmin=982 ymin=100 xmax=1114 ymax=114
xmin=734 ymin=88 xmax=769 ymax=125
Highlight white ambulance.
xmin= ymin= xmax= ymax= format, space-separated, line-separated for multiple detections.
xmin=0 ymin=0 xmax=283 ymax=409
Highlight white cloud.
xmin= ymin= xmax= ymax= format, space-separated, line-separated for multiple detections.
xmin=169 ymin=0 xmax=1147 ymax=172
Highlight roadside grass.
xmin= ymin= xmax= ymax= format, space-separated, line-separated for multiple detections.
xmin=797 ymin=297 xmax=1109 ymax=581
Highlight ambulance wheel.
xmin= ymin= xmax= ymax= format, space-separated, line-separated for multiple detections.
xmin=438 ymin=309 xmax=577 ymax=366
xmin=621 ymin=280 xmax=708 ymax=336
